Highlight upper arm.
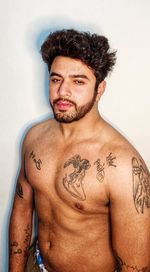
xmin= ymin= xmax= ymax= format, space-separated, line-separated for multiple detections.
xmin=110 ymin=153 xmax=150 ymax=271
xmin=12 ymin=139 xmax=34 ymax=213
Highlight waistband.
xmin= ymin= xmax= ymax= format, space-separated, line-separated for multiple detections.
xmin=35 ymin=241 xmax=48 ymax=272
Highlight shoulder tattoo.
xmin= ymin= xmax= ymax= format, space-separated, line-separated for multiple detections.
xmin=132 ymin=157 xmax=150 ymax=214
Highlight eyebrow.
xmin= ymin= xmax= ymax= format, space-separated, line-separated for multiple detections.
xmin=50 ymin=72 xmax=89 ymax=80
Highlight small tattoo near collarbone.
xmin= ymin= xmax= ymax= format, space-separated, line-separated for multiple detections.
xmin=10 ymin=241 xmax=22 ymax=255
xmin=132 ymin=157 xmax=150 ymax=214
xmin=29 ymin=150 xmax=42 ymax=170
xmin=16 ymin=182 xmax=23 ymax=198
xmin=115 ymin=252 xmax=150 ymax=272
xmin=94 ymin=152 xmax=117 ymax=183
xmin=106 ymin=152 xmax=117 ymax=167
xmin=62 ymin=154 xmax=91 ymax=201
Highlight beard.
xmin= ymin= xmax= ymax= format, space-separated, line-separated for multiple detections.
xmin=50 ymin=91 xmax=97 ymax=124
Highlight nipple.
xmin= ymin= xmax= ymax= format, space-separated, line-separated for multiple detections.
xmin=75 ymin=202 xmax=84 ymax=210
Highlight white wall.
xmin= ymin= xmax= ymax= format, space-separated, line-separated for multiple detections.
xmin=0 ymin=0 xmax=150 ymax=270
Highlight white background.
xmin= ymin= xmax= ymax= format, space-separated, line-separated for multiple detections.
xmin=0 ymin=0 xmax=150 ymax=270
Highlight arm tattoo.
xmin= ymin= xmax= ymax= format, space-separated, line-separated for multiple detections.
xmin=24 ymin=224 xmax=31 ymax=245
xmin=29 ymin=150 xmax=42 ymax=170
xmin=16 ymin=182 xmax=23 ymax=198
xmin=94 ymin=159 xmax=105 ymax=182
xmin=10 ymin=241 xmax=22 ymax=255
xmin=62 ymin=154 xmax=91 ymax=201
xmin=106 ymin=152 xmax=117 ymax=167
xmin=132 ymin=157 xmax=150 ymax=214
xmin=23 ymin=224 xmax=31 ymax=256
xmin=115 ymin=252 xmax=150 ymax=271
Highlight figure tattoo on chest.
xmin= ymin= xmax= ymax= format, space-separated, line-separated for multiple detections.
xmin=62 ymin=152 xmax=117 ymax=201
xmin=62 ymin=154 xmax=91 ymax=201
xmin=132 ymin=157 xmax=150 ymax=214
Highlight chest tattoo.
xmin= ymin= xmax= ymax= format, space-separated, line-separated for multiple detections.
xmin=29 ymin=150 xmax=42 ymax=170
xmin=132 ymin=157 xmax=150 ymax=214
xmin=94 ymin=152 xmax=117 ymax=183
xmin=62 ymin=154 xmax=91 ymax=201
xmin=94 ymin=159 xmax=105 ymax=182
xmin=106 ymin=152 xmax=117 ymax=167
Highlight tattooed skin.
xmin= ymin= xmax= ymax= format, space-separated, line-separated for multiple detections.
xmin=24 ymin=224 xmax=31 ymax=245
xmin=16 ymin=182 xmax=23 ymax=198
xmin=132 ymin=157 xmax=150 ymax=214
xmin=23 ymin=224 xmax=31 ymax=256
xmin=94 ymin=159 xmax=105 ymax=182
xmin=63 ymin=154 xmax=91 ymax=201
xmin=106 ymin=152 xmax=117 ymax=167
xmin=10 ymin=241 xmax=22 ymax=255
xmin=115 ymin=253 xmax=150 ymax=272
xmin=29 ymin=150 xmax=42 ymax=170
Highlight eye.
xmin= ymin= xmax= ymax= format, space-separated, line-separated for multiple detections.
xmin=50 ymin=78 xmax=61 ymax=83
xmin=74 ymin=80 xmax=85 ymax=85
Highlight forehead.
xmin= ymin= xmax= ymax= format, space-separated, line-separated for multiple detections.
xmin=50 ymin=56 xmax=96 ymax=79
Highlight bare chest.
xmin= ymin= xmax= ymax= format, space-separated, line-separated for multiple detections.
xmin=25 ymin=141 xmax=116 ymax=213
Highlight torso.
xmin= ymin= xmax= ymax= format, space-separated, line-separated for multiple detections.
xmin=24 ymin=119 xmax=127 ymax=272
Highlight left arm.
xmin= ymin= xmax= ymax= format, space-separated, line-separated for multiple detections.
xmin=110 ymin=154 xmax=150 ymax=271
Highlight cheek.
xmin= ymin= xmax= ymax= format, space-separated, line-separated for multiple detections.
xmin=49 ymin=87 xmax=56 ymax=101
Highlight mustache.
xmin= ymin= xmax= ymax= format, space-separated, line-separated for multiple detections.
xmin=53 ymin=98 xmax=76 ymax=106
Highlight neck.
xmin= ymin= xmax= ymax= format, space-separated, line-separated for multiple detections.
xmin=56 ymin=107 xmax=104 ymax=141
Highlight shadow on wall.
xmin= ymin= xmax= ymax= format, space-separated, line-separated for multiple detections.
xmin=3 ymin=18 xmax=103 ymax=271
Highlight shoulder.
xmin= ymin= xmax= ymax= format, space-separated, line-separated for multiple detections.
xmin=22 ymin=118 xmax=57 ymax=151
xmin=106 ymin=139 xmax=149 ymax=214
xmin=100 ymin=122 xmax=149 ymax=211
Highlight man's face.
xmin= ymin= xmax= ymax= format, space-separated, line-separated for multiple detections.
xmin=49 ymin=56 xmax=98 ymax=123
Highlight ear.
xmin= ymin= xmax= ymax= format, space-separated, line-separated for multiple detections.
xmin=95 ymin=80 xmax=106 ymax=102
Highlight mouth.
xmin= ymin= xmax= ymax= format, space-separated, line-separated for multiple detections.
xmin=54 ymin=99 xmax=75 ymax=111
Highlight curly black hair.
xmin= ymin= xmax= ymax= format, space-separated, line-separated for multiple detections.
xmin=41 ymin=29 xmax=116 ymax=87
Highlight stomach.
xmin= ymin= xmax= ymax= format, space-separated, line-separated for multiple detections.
xmin=37 ymin=218 xmax=116 ymax=272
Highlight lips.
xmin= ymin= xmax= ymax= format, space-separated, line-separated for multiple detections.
xmin=55 ymin=100 xmax=74 ymax=110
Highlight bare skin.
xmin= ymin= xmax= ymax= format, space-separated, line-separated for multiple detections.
xmin=9 ymin=57 xmax=150 ymax=272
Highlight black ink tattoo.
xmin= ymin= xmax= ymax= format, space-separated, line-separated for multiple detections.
xmin=132 ymin=157 xmax=150 ymax=214
xmin=10 ymin=241 xmax=18 ymax=247
xmin=16 ymin=182 xmax=23 ymax=198
xmin=29 ymin=150 xmax=42 ymax=170
xmin=115 ymin=252 xmax=150 ymax=271
xmin=14 ymin=249 xmax=22 ymax=254
xmin=94 ymin=159 xmax=105 ymax=182
xmin=9 ymin=241 xmax=22 ymax=255
xmin=23 ymin=224 xmax=31 ymax=256
xmin=63 ymin=154 xmax=91 ymax=201
xmin=106 ymin=152 xmax=117 ymax=167
xmin=24 ymin=224 xmax=31 ymax=245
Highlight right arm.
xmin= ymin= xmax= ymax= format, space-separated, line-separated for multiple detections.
xmin=9 ymin=145 xmax=34 ymax=272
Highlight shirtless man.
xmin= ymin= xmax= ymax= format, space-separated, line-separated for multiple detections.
xmin=9 ymin=29 xmax=150 ymax=272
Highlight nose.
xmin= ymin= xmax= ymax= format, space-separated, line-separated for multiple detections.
xmin=58 ymin=80 xmax=71 ymax=97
